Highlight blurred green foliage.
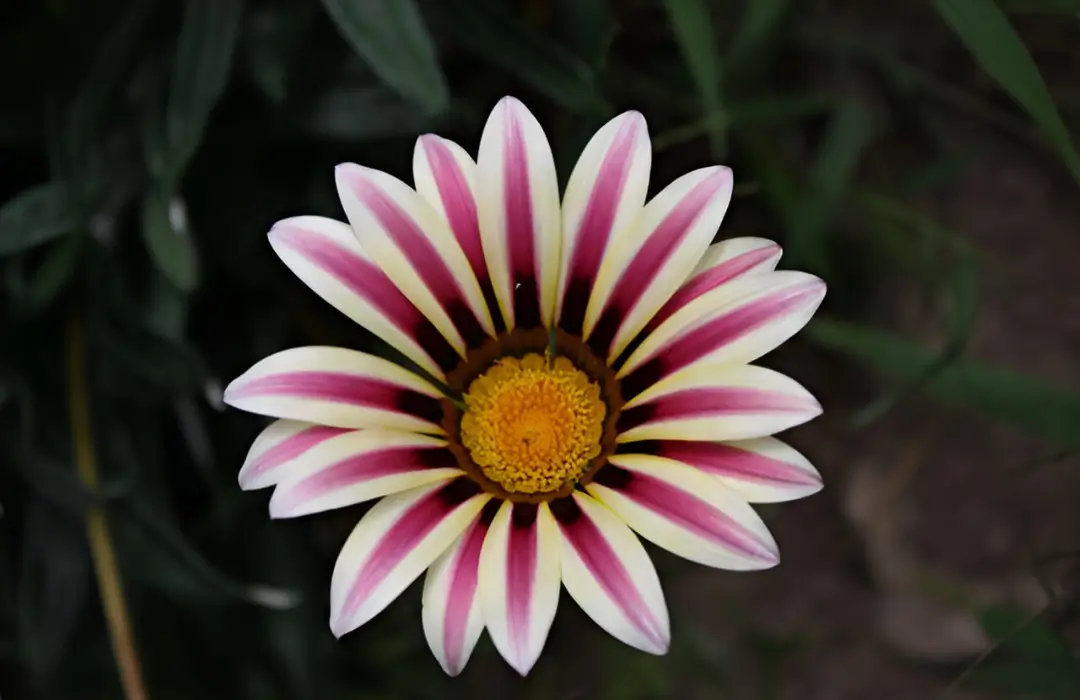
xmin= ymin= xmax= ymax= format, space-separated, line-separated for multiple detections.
xmin=1 ymin=0 xmax=1078 ymax=699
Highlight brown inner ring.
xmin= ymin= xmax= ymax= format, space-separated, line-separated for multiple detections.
xmin=440 ymin=327 xmax=624 ymax=503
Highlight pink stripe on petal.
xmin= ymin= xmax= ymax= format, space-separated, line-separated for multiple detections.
xmin=271 ymin=224 xmax=459 ymax=371
xmin=642 ymin=440 xmax=821 ymax=488
xmin=503 ymin=109 xmax=541 ymax=328
xmin=441 ymin=510 xmax=491 ymax=672
xmin=273 ymin=446 xmax=456 ymax=515
xmin=506 ymin=504 xmax=539 ymax=658
xmin=340 ymin=481 xmax=474 ymax=621
xmin=555 ymin=500 xmax=666 ymax=650
xmin=421 ymin=137 xmax=485 ymax=279
xmin=341 ymin=170 xmax=487 ymax=348
xmin=598 ymin=468 xmax=775 ymax=562
xmin=589 ymin=170 xmax=728 ymax=356
xmin=246 ymin=425 xmax=349 ymax=482
xmin=619 ymin=387 xmax=815 ymax=433
xmin=560 ymin=116 xmax=643 ymax=333
xmin=229 ymin=371 xmax=442 ymax=425
xmin=645 ymin=245 xmax=782 ymax=334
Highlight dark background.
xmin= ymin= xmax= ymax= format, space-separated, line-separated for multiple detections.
xmin=2 ymin=1 xmax=1079 ymax=698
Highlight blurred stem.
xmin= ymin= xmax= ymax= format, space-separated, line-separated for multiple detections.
xmin=66 ymin=312 xmax=149 ymax=700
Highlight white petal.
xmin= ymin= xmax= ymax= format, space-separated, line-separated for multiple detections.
xmin=238 ymin=419 xmax=349 ymax=490
xmin=330 ymin=480 xmax=490 ymax=637
xmin=588 ymin=455 xmax=779 ymax=570
xmin=476 ymin=97 xmax=562 ymax=330
xmin=478 ymin=501 xmax=561 ymax=676
xmin=422 ymin=505 xmax=493 ymax=676
xmin=553 ymin=493 xmax=669 ymax=655
xmin=269 ymin=216 xmax=454 ymax=380
xmin=223 ymin=346 xmax=445 ymax=433
xmin=268 ymin=430 xmax=461 ymax=518
xmin=618 ymin=363 xmax=822 ymax=443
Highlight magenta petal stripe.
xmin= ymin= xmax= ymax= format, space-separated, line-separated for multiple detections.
xmin=627 ymin=437 xmax=822 ymax=503
xmin=224 ymin=347 xmax=445 ymax=434
xmin=642 ymin=238 xmax=781 ymax=338
xmin=336 ymin=165 xmax=493 ymax=353
xmin=590 ymin=455 xmax=779 ymax=570
xmin=413 ymin=136 xmax=504 ymax=333
xmin=586 ymin=167 xmax=733 ymax=361
xmin=557 ymin=112 xmax=649 ymax=335
xmin=269 ymin=432 xmax=462 ymax=518
xmin=270 ymin=216 xmax=459 ymax=377
xmin=239 ymin=419 xmax=350 ymax=490
xmin=330 ymin=479 xmax=490 ymax=638
xmin=552 ymin=494 xmax=669 ymax=654
xmin=422 ymin=501 xmax=498 ymax=676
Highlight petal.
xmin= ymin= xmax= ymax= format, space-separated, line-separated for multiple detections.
xmin=588 ymin=454 xmax=779 ymax=570
xmin=556 ymin=111 xmax=650 ymax=334
xmin=551 ymin=493 xmax=669 ymax=655
xmin=336 ymin=164 xmax=494 ymax=354
xmin=330 ymin=480 xmax=490 ymax=637
xmin=269 ymin=430 xmax=462 ymax=518
xmin=642 ymin=237 xmax=781 ymax=338
xmin=238 ymin=419 xmax=350 ymax=490
xmin=619 ymin=270 xmax=826 ymax=395
xmin=479 ymin=501 xmax=561 ymax=676
xmin=584 ymin=166 xmax=734 ymax=362
xmin=623 ymin=437 xmax=822 ymax=503
xmin=422 ymin=501 xmax=498 ymax=676
xmin=269 ymin=216 xmax=458 ymax=379
xmin=413 ymin=135 xmax=503 ymax=329
xmin=476 ymin=96 xmax=562 ymax=330
xmin=224 ymin=347 xmax=445 ymax=433
xmin=617 ymin=363 xmax=822 ymax=443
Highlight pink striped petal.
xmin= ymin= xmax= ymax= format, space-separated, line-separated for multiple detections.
xmin=413 ymin=135 xmax=502 ymax=329
xmin=617 ymin=364 xmax=821 ymax=443
xmin=269 ymin=216 xmax=458 ymax=380
xmin=552 ymin=493 xmax=669 ymax=655
xmin=626 ymin=437 xmax=822 ymax=503
xmin=556 ymin=111 xmax=650 ymax=334
xmin=269 ymin=430 xmax=462 ymax=518
xmin=479 ymin=501 xmax=561 ymax=676
xmin=619 ymin=270 xmax=825 ymax=396
xmin=584 ymin=166 xmax=734 ymax=363
xmin=589 ymin=454 xmax=779 ymax=570
xmin=239 ymin=419 xmax=350 ymax=490
xmin=476 ymin=97 xmax=562 ymax=330
xmin=330 ymin=480 xmax=490 ymax=637
xmin=642 ymin=237 xmax=781 ymax=337
xmin=224 ymin=347 xmax=445 ymax=433
xmin=422 ymin=501 xmax=498 ymax=676
xmin=336 ymin=164 xmax=494 ymax=355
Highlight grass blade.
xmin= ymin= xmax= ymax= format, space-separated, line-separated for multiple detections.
xmin=321 ymin=0 xmax=448 ymax=116
xmin=0 ymin=183 xmax=79 ymax=256
xmin=663 ymin=0 xmax=725 ymax=156
xmin=933 ymin=0 xmax=1080 ymax=184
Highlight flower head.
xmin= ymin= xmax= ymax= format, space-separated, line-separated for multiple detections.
xmin=225 ymin=97 xmax=826 ymax=676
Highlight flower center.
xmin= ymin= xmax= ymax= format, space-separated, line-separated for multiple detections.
xmin=459 ymin=353 xmax=606 ymax=495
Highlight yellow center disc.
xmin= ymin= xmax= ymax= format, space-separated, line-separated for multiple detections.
xmin=460 ymin=353 xmax=605 ymax=495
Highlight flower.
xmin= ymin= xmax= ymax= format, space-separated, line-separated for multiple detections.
xmin=224 ymin=96 xmax=826 ymax=677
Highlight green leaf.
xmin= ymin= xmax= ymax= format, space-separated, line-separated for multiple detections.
xmin=304 ymin=85 xmax=431 ymax=141
xmin=424 ymin=0 xmax=605 ymax=114
xmin=0 ymin=183 xmax=80 ymax=256
xmin=933 ymin=0 xmax=1080 ymax=184
xmin=663 ymin=0 xmax=725 ymax=156
xmin=140 ymin=188 xmax=198 ymax=292
xmin=998 ymin=0 xmax=1080 ymax=13
xmin=807 ymin=319 xmax=1080 ymax=448
xmin=980 ymin=606 xmax=1074 ymax=661
xmin=653 ymin=94 xmax=829 ymax=151
xmin=321 ymin=0 xmax=448 ymax=116
xmin=789 ymin=98 xmax=874 ymax=271
xmin=4 ymin=234 xmax=84 ymax=316
xmin=164 ymin=0 xmax=245 ymax=183
xmin=729 ymin=0 xmax=791 ymax=65
xmin=553 ymin=0 xmax=616 ymax=67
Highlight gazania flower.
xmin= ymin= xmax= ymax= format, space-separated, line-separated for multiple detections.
xmin=225 ymin=97 xmax=825 ymax=676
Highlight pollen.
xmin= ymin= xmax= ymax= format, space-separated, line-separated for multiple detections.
xmin=460 ymin=353 xmax=606 ymax=496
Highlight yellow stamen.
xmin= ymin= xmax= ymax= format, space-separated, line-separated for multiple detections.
xmin=460 ymin=353 xmax=605 ymax=495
